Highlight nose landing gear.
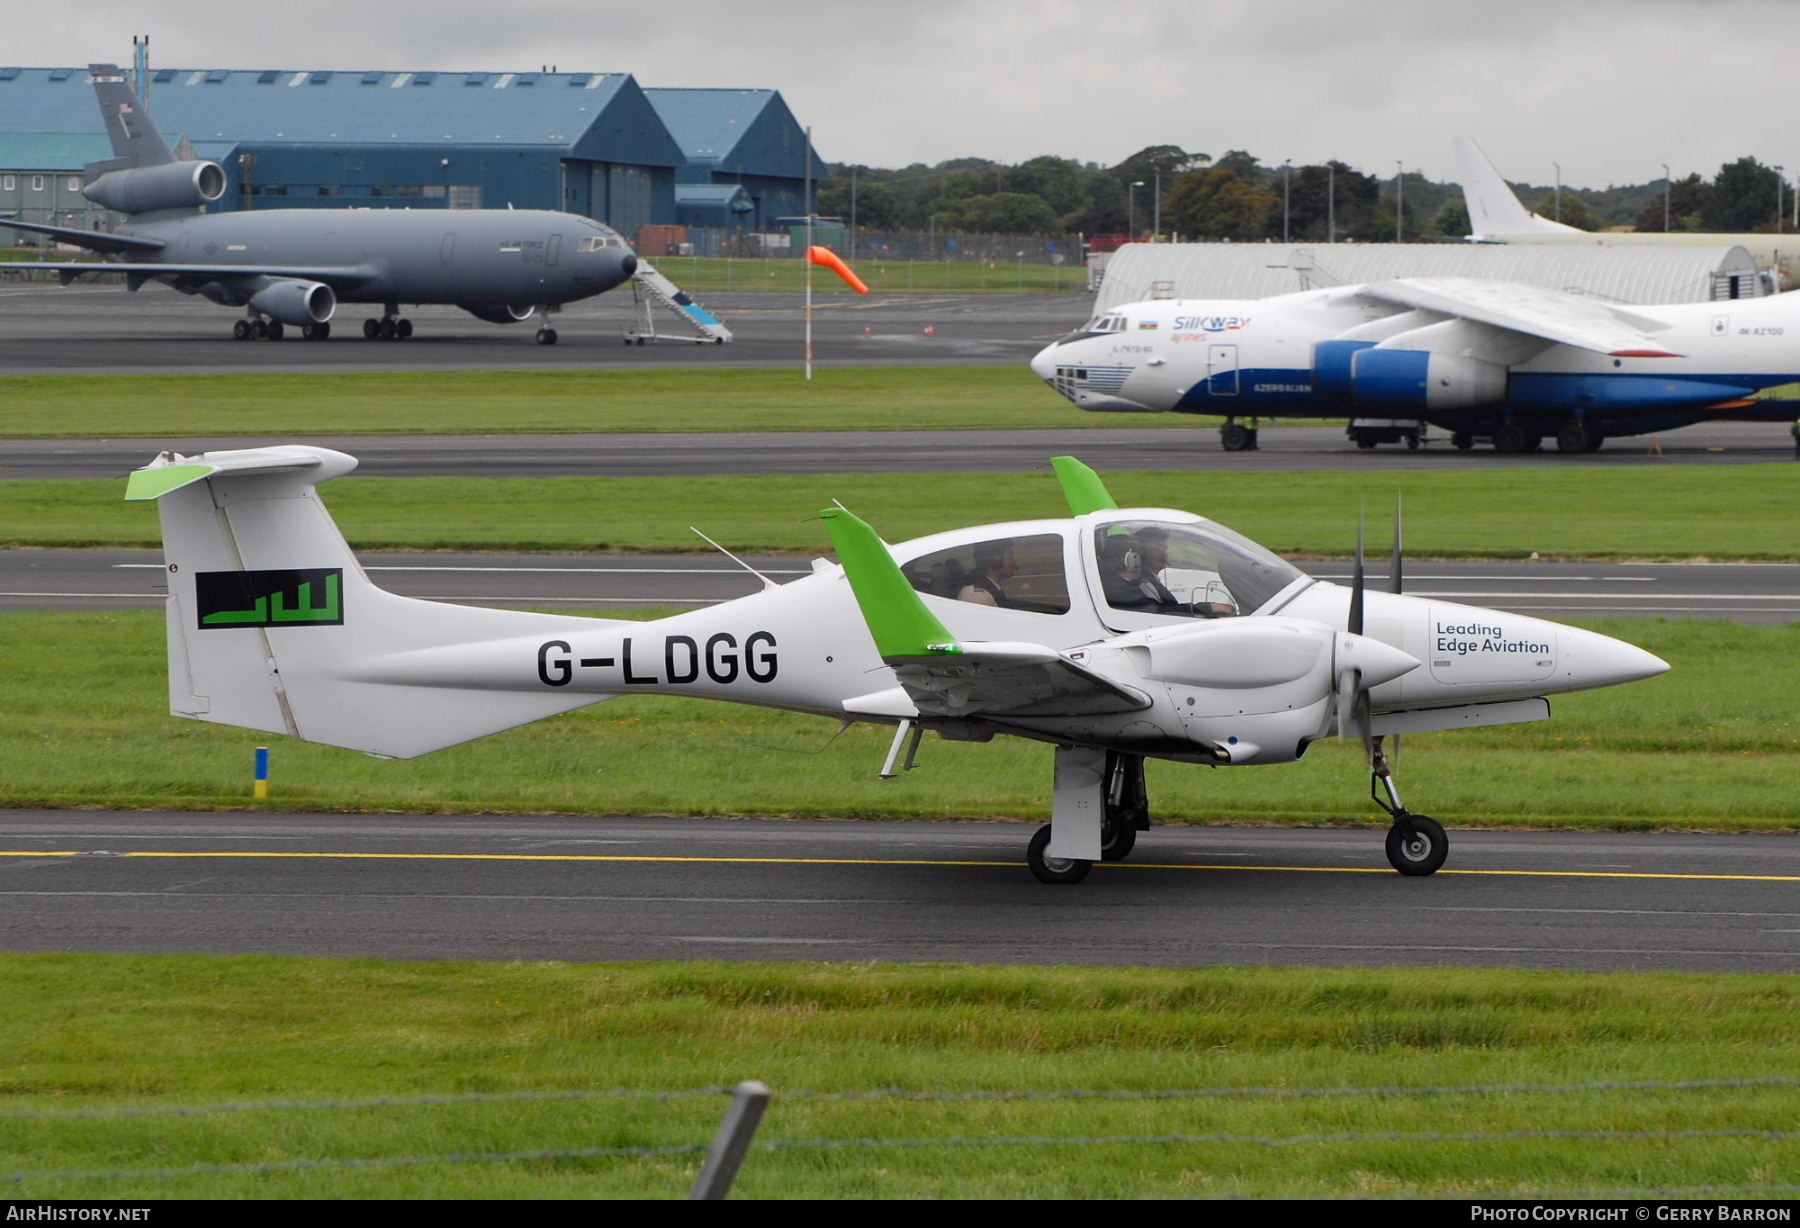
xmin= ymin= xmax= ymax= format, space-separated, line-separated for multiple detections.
xmin=1368 ymin=737 xmax=1447 ymax=876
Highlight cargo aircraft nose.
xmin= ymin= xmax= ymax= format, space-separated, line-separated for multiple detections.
xmin=1030 ymin=342 xmax=1057 ymax=382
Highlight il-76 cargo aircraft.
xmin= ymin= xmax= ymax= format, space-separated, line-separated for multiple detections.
xmin=126 ymin=448 xmax=1667 ymax=885
xmin=1032 ymin=276 xmax=1800 ymax=453
xmin=0 ymin=65 xmax=639 ymax=343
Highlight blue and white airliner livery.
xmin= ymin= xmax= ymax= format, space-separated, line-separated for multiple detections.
xmin=1031 ymin=277 xmax=1800 ymax=452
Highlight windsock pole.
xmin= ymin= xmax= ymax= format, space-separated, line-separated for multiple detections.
xmin=804 ymin=126 xmax=813 ymax=382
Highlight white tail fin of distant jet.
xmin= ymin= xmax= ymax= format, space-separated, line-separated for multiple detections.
xmin=1454 ymin=137 xmax=1585 ymax=238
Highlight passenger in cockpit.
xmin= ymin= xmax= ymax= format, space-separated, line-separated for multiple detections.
xmin=957 ymin=541 xmax=1017 ymax=607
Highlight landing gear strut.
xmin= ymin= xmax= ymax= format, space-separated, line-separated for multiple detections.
xmin=1368 ymin=736 xmax=1447 ymax=876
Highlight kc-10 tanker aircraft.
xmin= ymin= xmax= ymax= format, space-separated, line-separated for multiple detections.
xmin=0 ymin=66 xmax=639 ymax=343
xmin=1032 ymin=276 xmax=1800 ymax=452
xmin=126 ymin=449 xmax=1667 ymax=884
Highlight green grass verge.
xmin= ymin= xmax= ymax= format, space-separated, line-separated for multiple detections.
xmin=9 ymin=464 xmax=1795 ymax=559
xmin=2 ymin=956 xmax=1797 ymax=1198
xmin=5 ymin=612 xmax=1793 ymax=828
xmin=0 ymin=367 xmax=1133 ymax=438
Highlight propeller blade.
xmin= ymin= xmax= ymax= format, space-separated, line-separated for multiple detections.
xmin=1389 ymin=493 xmax=1404 ymax=595
xmin=1349 ymin=509 xmax=1365 ymax=637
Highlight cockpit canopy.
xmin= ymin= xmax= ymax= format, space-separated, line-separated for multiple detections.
xmin=895 ymin=513 xmax=1307 ymax=629
xmin=1054 ymin=312 xmax=1130 ymax=346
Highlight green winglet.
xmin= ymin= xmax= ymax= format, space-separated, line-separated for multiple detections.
xmin=124 ymin=463 xmax=217 ymax=501
xmin=820 ymin=507 xmax=960 ymax=659
xmin=1051 ymin=456 xmax=1119 ymax=515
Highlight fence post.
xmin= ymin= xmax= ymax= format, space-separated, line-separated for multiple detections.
xmin=688 ymin=1080 xmax=771 ymax=1200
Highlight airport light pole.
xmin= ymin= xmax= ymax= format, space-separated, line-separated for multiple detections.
xmin=1129 ymin=181 xmax=1143 ymax=238
xmin=1662 ymin=163 xmax=1671 ymax=233
xmin=1152 ymin=169 xmax=1161 ymax=242
xmin=1553 ymin=162 xmax=1561 ymax=222
xmin=1282 ymin=159 xmax=1291 ymax=243
xmin=1394 ymin=161 xmax=1403 ymax=242
xmin=1327 ymin=162 xmax=1335 ymax=243
xmin=1776 ymin=166 xmax=1785 ymax=235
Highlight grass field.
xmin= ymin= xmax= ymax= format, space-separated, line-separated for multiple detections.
xmin=2 ymin=956 xmax=1797 ymax=1198
xmin=5 ymin=612 xmax=1793 ymax=828
xmin=8 ymin=464 xmax=1797 ymax=559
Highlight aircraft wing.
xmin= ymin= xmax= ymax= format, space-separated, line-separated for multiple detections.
xmin=0 ymin=260 xmax=379 ymax=290
xmin=0 ymin=217 xmax=166 ymax=255
xmin=1356 ymin=278 xmax=1682 ymax=357
xmin=821 ymin=507 xmax=1151 ymax=720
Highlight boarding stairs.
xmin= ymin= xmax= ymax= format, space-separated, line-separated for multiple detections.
xmin=623 ymin=259 xmax=733 ymax=345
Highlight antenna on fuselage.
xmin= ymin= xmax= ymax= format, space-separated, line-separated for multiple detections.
xmin=690 ymin=526 xmax=777 ymax=591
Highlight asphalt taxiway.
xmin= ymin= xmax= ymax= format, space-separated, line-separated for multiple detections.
xmin=2 ymin=811 xmax=1794 ymax=972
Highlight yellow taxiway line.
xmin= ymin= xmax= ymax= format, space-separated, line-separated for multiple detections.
xmin=2 ymin=850 xmax=1797 ymax=883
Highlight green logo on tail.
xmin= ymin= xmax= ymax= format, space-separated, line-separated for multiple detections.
xmin=197 ymin=569 xmax=343 ymax=629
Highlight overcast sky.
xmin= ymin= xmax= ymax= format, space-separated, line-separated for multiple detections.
xmin=28 ymin=0 xmax=1800 ymax=188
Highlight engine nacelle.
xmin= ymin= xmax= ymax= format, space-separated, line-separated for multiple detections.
xmin=248 ymin=280 xmax=336 ymax=326
xmin=1348 ymin=348 xmax=1509 ymax=412
xmin=457 ymin=304 xmax=535 ymax=325
xmin=83 ymin=160 xmax=226 ymax=214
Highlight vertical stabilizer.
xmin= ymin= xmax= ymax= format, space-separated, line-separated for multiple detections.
xmin=90 ymin=62 xmax=174 ymax=168
xmin=1454 ymin=137 xmax=1584 ymax=238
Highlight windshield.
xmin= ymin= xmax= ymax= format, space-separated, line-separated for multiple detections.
xmin=1091 ymin=518 xmax=1303 ymax=619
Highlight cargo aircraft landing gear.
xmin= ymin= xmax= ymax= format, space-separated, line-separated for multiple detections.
xmin=363 ymin=304 xmax=413 ymax=341
xmin=1219 ymin=417 xmax=1261 ymax=452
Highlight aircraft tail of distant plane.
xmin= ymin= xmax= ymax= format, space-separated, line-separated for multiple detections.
xmin=1454 ymin=137 xmax=1585 ymax=239
xmin=126 ymin=446 xmax=621 ymax=758
xmin=89 ymin=63 xmax=176 ymax=168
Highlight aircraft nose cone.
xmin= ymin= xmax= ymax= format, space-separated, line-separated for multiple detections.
xmin=1558 ymin=624 xmax=1670 ymax=690
xmin=619 ymin=252 xmax=638 ymax=280
xmin=1029 ymin=343 xmax=1057 ymax=382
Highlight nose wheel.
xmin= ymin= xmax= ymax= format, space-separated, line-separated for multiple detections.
xmin=1368 ymin=737 xmax=1448 ymax=876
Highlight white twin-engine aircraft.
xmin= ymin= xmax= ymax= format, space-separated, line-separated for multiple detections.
xmin=126 ymin=449 xmax=1667 ymax=884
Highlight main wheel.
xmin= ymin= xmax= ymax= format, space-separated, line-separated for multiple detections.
xmin=233 ymin=319 xmax=251 ymax=341
xmin=1100 ymin=809 xmax=1138 ymax=862
xmin=315 ymin=321 xmax=331 ymax=340
xmin=378 ymin=317 xmax=397 ymax=340
xmin=1221 ymin=422 xmax=1253 ymax=452
xmin=363 ymin=318 xmax=380 ymax=340
xmin=1385 ymin=815 xmax=1448 ymax=876
xmin=1492 ymin=424 xmax=1531 ymax=454
xmin=396 ymin=318 xmax=413 ymax=339
xmin=1027 ymin=824 xmax=1091 ymax=885
xmin=1556 ymin=423 xmax=1596 ymax=454
xmin=536 ymin=327 xmax=558 ymax=345
xmin=1451 ymin=432 xmax=1474 ymax=450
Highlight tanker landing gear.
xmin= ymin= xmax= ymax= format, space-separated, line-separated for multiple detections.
xmin=1368 ymin=737 xmax=1447 ymax=876
xmin=531 ymin=304 xmax=559 ymax=345
xmin=234 ymin=313 xmax=325 ymax=341
xmin=362 ymin=305 xmax=413 ymax=341
xmin=1220 ymin=417 xmax=1261 ymax=452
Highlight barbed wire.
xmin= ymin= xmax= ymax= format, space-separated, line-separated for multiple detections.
xmin=6 ymin=1075 xmax=1793 ymax=1121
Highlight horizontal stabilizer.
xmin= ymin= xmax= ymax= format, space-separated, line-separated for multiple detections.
xmin=128 ymin=446 xmax=619 ymax=757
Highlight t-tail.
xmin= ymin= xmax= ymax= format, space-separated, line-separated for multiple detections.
xmin=1454 ymin=137 xmax=1584 ymax=239
xmin=126 ymin=446 xmax=623 ymax=758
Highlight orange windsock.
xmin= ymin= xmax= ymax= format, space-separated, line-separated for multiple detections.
xmin=807 ymin=245 xmax=870 ymax=294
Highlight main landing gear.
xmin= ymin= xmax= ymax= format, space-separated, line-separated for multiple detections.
xmin=1368 ymin=736 xmax=1447 ymax=876
xmin=233 ymin=315 xmax=329 ymax=341
xmin=362 ymin=305 xmax=413 ymax=341
xmin=1026 ymin=750 xmax=1149 ymax=885
xmin=1219 ymin=417 xmax=1261 ymax=452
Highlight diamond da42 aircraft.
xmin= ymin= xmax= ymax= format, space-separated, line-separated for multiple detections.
xmin=1032 ymin=276 xmax=1800 ymax=452
xmin=126 ymin=447 xmax=1667 ymax=883
xmin=0 ymin=65 xmax=639 ymax=343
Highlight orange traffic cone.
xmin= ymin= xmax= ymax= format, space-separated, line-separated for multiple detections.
xmin=863 ymin=325 xmax=872 ymax=338
xmin=924 ymin=324 xmax=935 ymax=336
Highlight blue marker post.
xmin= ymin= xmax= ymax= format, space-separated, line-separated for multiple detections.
xmin=253 ymin=746 xmax=270 ymax=799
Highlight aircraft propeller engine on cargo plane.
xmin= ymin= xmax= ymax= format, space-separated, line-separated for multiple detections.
xmin=1031 ymin=276 xmax=1800 ymax=453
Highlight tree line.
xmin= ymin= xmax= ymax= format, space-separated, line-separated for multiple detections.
xmin=816 ymin=146 xmax=1798 ymax=241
